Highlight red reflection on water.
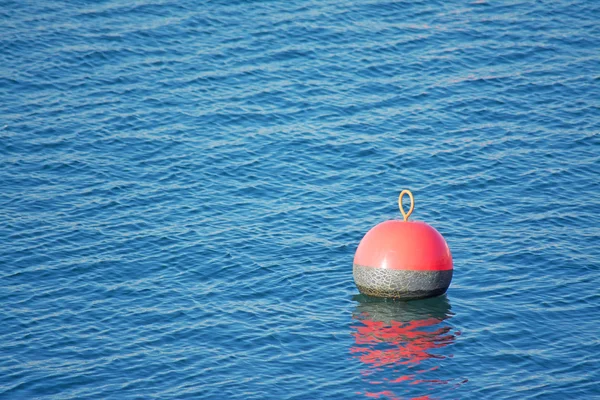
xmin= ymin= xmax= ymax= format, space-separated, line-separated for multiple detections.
xmin=353 ymin=318 xmax=454 ymax=368
xmin=351 ymin=308 xmax=461 ymax=400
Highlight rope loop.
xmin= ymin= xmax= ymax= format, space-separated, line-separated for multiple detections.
xmin=398 ymin=189 xmax=414 ymax=222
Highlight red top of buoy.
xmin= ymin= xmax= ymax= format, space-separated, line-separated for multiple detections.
xmin=353 ymin=190 xmax=452 ymax=272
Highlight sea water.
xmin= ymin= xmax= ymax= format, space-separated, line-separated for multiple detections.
xmin=1 ymin=1 xmax=599 ymax=399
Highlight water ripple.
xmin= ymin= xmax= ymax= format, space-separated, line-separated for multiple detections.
xmin=1 ymin=0 xmax=599 ymax=399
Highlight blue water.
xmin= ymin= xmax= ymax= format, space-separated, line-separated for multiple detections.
xmin=1 ymin=1 xmax=599 ymax=399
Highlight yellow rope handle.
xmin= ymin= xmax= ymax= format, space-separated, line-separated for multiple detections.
xmin=398 ymin=189 xmax=414 ymax=222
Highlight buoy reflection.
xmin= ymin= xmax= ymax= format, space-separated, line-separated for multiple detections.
xmin=351 ymin=295 xmax=464 ymax=399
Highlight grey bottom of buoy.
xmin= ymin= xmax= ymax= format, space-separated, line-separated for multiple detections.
xmin=353 ymin=264 xmax=453 ymax=300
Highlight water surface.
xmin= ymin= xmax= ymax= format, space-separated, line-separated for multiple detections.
xmin=1 ymin=0 xmax=599 ymax=399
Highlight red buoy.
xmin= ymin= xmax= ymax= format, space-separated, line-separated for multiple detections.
xmin=353 ymin=190 xmax=453 ymax=299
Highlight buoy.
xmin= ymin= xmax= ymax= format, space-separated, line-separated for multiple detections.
xmin=353 ymin=190 xmax=453 ymax=300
